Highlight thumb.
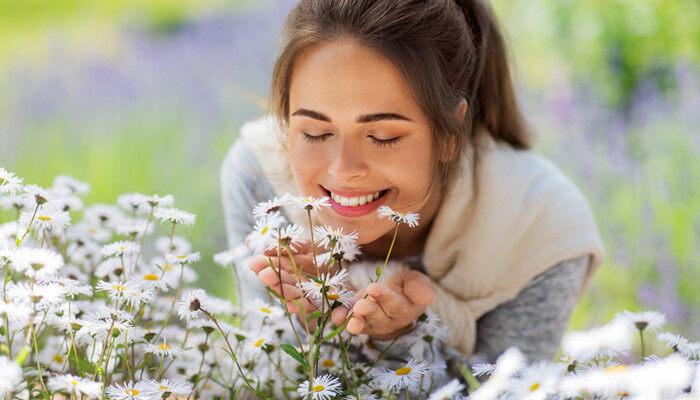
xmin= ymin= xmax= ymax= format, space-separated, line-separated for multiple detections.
xmin=331 ymin=306 xmax=349 ymax=326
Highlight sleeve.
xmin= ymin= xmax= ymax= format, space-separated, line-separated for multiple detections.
xmin=219 ymin=137 xmax=279 ymax=307
xmin=469 ymin=254 xmax=590 ymax=364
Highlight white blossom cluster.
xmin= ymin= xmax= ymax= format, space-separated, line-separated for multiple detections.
xmin=1 ymin=166 xmax=699 ymax=400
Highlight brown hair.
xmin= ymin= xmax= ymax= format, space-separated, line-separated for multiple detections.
xmin=268 ymin=0 xmax=531 ymax=200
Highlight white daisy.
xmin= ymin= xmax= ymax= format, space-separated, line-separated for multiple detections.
xmin=297 ymin=374 xmax=341 ymax=400
xmin=427 ymin=378 xmax=465 ymax=400
xmin=615 ymin=310 xmax=666 ymax=332
xmin=0 ymin=194 xmax=32 ymax=212
xmin=144 ymin=194 xmax=174 ymax=208
xmin=114 ymin=218 xmax=151 ymax=237
xmin=144 ymin=339 xmax=184 ymax=359
xmin=19 ymin=205 xmax=71 ymax=234
xmin=51 ymin=194 xmax=84 ymax=212
xmin=376 ymin=205 xmax=420 ymax=227
xmin=375 ymin=358 xmax=430 ymax=394
xmin=154 ymin=235 xmax=192 ymax=255
xmin=245 ymin=298 xmax=284 ymax=320
xmin=52 ymin=175 xmax=90 ymax=196
xmin=134 ymin=268 xmax=174 ymax=291
xmin=316 ymin=243 xmax=362 ymax=266
xmin=267 ymin=224 xmax=307 ymax=252
xmin=312 ymin=225 xmax=359 ymax=250
xmin=96 ymin=280 xmax=153 ymax=307
xmin=140 ymin=379 xmax=193 ymax=399
xmin=83 ymin=204 xmax=125 ymax=227
xmin=508 ymin=361 xmax=564 ymax=400
xmin=47 ymin=374 xmax=102 ymax=398
xmin=249 ymin=212 xmax=285 ymax=253
xmin=471 ymin=363 xmax=495 ymax=378
xmin=290 ymin=195 xmax=331 ymax=211
xmin=8 ymin=247 xmax=64 ymax=277
xmin=177 ymin=288 xmax=210 ymax=321
xmin=153 ymin=207 xmax=196 ymax=226
xmin=164 ymin=251 xmax=201 ymax=265
xmin=39 ymin=274 xmax=92 ymax=298
xmin=213 ymin=242 xmax=250 ymax=267
xmin=6 ymin=281 xmax=65 ymax=309
xmin=0 ymin=168 xmax=23 ymax=195
xmin=101 ymin=241 xmax=141 ymax=258
xmin=470 ymin=347 xmax=525 ymax=400
xmin=116 ymin=193 xmax=149 ymax=214
xmin=562 ymin=318 xmax=634 ymax=362
xmin=253 ymin=194 xmax=291 ymax=218
xmin=23 ymin=184 xmax=57 ymax=206
xmin=105 ymin=381 xmax=149 ymax=400
xmin=0 ymin=356 xmax=23 ymax=396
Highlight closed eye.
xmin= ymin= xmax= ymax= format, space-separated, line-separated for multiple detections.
xmin=301 ymin=132 xmax=402 ymax=148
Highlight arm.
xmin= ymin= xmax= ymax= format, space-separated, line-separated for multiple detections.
xmin=219 ymin=137 xmax=280 ymax=307
xmin=470 ymin=255 xmax=590 ymax=364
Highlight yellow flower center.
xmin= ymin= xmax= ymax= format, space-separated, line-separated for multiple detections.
xmin=395 ymin=367 xmax=412 ymax=376
xmin=112 ymin=284 xmax=126 ymax=292
xmin=259 ymin=307 xmax=271 ymax=314
xmin=605 ymin=365 xmax=629 ymax=373
xmin=311 ymin=384 xmax=326 ymax=392
xmin=143 ymin=273 xmax=160 ymax=281
xmin=159 ymin=343 xmax=171 ymax=350
xmin=254 ymin=338 xmax=265 ymax=347
xmin=326 ymin=292 xmax=340 ymax=301
xmin=529 ymin=383 xmax=541 ymax=392
xmin=53 ymin=354 xmax=64 ymax=363
xmin=119 ymin=246 xmax=126 ymax=251
xmin=261 ymin=226 xmax=269 ymax=235
xmin=38 ymin=215 xmax=52 ymax=221
xmin=322 ymin=358 xmax=335 ymax=367
xmin=177 ymin=255 xmax=187 ymax=259
xmin=127 ymin=389 xmax=140 ymax=396
xmin=159 ymin=385 xmax=168 ymax=391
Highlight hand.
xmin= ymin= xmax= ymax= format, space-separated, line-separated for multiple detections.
xmin=331 ymin=269 xmax=436 ymax=340
xmin=248 ymin=240 xmax=339 ymax=331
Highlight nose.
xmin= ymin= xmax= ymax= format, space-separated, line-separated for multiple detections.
xmin=327 ymin=136 xmax=369 ymax=183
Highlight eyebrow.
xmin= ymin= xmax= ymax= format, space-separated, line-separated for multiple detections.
xmin=291 ymin=108 xmax=412 ymax=123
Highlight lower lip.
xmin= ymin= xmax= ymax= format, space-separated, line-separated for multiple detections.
xmin=322 ymin=187 xmax=390 ymax=217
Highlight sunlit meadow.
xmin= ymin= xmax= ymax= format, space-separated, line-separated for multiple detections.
xmin=1 ymin=0 xmax=699 ymax=398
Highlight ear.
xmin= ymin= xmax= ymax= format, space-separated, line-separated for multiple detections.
xmin=455 ymin=97 xmax=468 ymax=121
xmin=438 ymin=99 xmax=468 ymax=162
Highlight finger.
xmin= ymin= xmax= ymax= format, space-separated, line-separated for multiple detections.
xmin=331 ymin=306 xmax=349 ymax=326
xmin=365 ymin=283 xmax=405 ymax=317
xmin=258 ymin=266 xmax=296 ymax=287
xmin=270 ymin=282 xmax=303 ymax=300
xmin=404 ymin=276 xmax=436 ymax=306
xmin=251 ymin=254 xmax=314 ymax=278
xmin=353 ymin=298 xmax=389 ymax=327
xmin=347 ymin=316 xmax=366 ymax=335
xmin=263 ymin=239 xmax=319 ymax=256
xmin=286 ymin=295 xmax=316 ymax=315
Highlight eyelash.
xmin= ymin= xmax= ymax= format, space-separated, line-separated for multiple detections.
xmin=301 ymin=132 xmax=402 ymax=148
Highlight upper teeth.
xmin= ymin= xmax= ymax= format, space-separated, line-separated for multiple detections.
xmin=330 ymin=190 xmax=382 ymax=207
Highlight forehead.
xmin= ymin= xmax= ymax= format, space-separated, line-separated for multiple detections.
xmin=289 ymin=40 xmax=423 ymax=120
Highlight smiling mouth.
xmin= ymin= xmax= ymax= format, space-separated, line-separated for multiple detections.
xmin=320 ymin=186 xmax=390 ymax=207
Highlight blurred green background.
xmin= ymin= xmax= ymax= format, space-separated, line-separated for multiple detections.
xmin=1 ymin=0 xmax=699 ymax=337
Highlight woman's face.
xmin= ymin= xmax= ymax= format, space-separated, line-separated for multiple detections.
xmin=287 ymin=40 xmax=438 ymax=245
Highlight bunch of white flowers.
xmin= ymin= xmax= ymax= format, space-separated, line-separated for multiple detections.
xmin=1 ymin=166 xmax=699 ymax=400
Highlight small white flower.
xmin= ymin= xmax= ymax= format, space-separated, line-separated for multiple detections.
xmin=83 ymin=204 xmax=125 ymax=227
xmin=245 ymin=298 xmax=284 ymax=320
xmin=508 ymin=361 xmax=564 ymax=400
xmin=52 ymin=194 xmax=84 ymax=212
xmin=116 ymin=193 xmax=149 ymax=214
xmin=164 ymin=251 xmax=201 ymax=265
xmin=140 ymin=379 xmax=193 ymax=399
xmin=19 ymin=205 xmax=71 ymax=234
xmin=23 ymin=184 xmax=58 ymax=206
xmin=101 ymin=241 xmax=141 ymax=258
xmin=144 ymin=194 xmax=174 ymax=208
xmin=114 ymin=218 xmax=151 ymax=237
xmin=562 ymin=318 xmax=634 ymax=362
xmin=377 ymin=205 xmax=420 ymax=227
xmin=0 ymin=356 xmax=22 ymax=396
xmin=154 ymin=207 xmax=196 ymax=226
xmin=313 ymin=225 xmax=359 ymax=250
xmin=297 ymin=374 xmax=341 ymax=400
xmin=134 ymin=268 xmax=174 ymax=291
xmin=253 ymin=194 xmax=291 ymax=218
xmin=0 ymin=193 xmax=32 ymax=212
xmin=154 ymin=235 xmax=192 ymax=255
xmin=177 ymin=288 xmax=210 ymax=321
xmin=96 ymin=280 xmax=153 ymax=307
xmin=47 ymin=374 xmax=102 ymax=398
xmin=9 ymin=247 xmax=64 ymax=278
xmin=375 ymin=359 xmax=430 ymax=394
xmin=470 ymin=347 xmax=525 ymax=400
xmin=105 ymin=381 xmax=149 ymax=400
xmin=248 ymin=212 xmax=285 ymax=253
xmin=0 ymin=168 xmax=23 ymax=195
xmin=267 ymin=224 xmax=308 ymax=252
xmin=40 ymin=274 xmax=92 ymax=298
xmin=615 ymin=310 xmax=666 ymax=332
xmin=290 ymin=195 xmax=331 ymax=212
xmin=7 ymin=281 xmax=65 ymax=309
xmin=144 ymin=339 xmax=184 ymax=359
xmin=427 ymin=378 xmax=465 ymax=400
xmin=471 ymin=363 xmax=495 ymax=378
xmin=213 ymin=242 xmax=250 ymax=267
xmin=52 ymin=175 xmax=90 ymax=196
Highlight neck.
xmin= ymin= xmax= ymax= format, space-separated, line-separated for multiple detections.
xmin=361 ymin=186 xmax=443 ymax=259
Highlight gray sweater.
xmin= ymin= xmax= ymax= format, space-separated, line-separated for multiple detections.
xmin=219 ymin=136 xmax=588 ymax=369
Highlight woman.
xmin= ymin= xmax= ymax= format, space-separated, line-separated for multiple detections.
xmin=220 ymin=0 xmax=604 ymax=382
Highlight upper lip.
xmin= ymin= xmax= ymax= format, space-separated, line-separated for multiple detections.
xmin=321 ymin=185 xmax=387 ymax=198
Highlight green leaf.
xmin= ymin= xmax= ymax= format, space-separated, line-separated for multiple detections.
xmin=280 ymin=344 xmax=310 ymax=372
xmin=322 ymin=324 xmax=345 ymax=342
xmin=308 ymin=310 xmax=323 ymax=320
xmin=68 ymin=344 xmax=96 ymax=375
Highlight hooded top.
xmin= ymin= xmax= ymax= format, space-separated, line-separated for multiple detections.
xmin=237 ymin=114 xmax=605 ymax=357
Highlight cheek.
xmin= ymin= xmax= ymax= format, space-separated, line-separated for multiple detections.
xmin=376 ymin=143 xmax=433 ymax=198
xmin=289 ymin=143 xmax=328 ymax=191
